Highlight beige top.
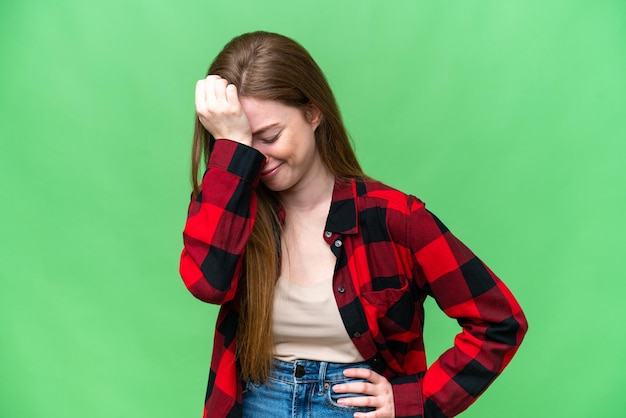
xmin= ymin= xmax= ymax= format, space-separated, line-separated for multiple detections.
xmin=272 ymin=276 xmax=364 ymax=363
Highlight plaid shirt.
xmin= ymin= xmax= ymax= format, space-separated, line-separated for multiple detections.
xmin=180 ymin=139 xmax=527 ymax=418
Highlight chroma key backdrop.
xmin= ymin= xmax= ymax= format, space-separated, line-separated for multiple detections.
xmin=1 ymin=1 xmax=625 ymax=417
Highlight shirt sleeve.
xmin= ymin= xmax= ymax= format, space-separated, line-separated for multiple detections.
xmin=402 ymin=196 xmax=528 ymax=417
xmin=179 ymin=139 xmax=266 ymax=304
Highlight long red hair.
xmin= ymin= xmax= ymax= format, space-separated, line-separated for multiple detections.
xmin=191 ymin=31 xmax=364 ymax=382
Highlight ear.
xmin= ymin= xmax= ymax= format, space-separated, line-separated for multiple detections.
xmin=304 ymin=104 xmax=323 ymax=130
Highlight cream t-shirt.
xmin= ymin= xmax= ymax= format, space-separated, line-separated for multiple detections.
xmin=272 ymin=276 xmax=365 ymax=363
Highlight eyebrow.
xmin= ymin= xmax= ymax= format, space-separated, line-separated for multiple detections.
xmin=252 ymin=123 xmax=280 ymax=136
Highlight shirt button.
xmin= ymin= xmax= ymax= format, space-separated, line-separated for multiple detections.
xmin=334 ymin=240 xmax=342 ymax=247
xmin=324 ymin=231 xmax=332 ymax=238
xmin=338 ymin=286 xmax=345 ymax=293
xmin=353 ymin=332 xmax=361 ymax=338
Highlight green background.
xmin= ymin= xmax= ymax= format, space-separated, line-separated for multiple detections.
xmin=2 ymin=1 xmax=625 ymax=417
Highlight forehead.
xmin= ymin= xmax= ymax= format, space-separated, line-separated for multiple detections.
xmin=239 ymin=97 xmax=300 ymax=131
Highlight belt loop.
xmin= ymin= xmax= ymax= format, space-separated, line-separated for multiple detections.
xmin=294 ymin=361 xmax=306 ymax=379
xmin=318 ymin=362 xmax=328 ymax=395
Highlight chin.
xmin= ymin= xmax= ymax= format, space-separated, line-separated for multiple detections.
xmin=261 ymin=179 xmax=296 ymax=193
xmin=261 ymin=180 xmax=285 ymax=192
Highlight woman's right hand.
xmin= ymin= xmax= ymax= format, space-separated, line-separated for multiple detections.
xmin=195 ymin=75 xmax=252 ymax=146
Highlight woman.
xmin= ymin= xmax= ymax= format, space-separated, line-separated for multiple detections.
xmin=180 ymin=31 xmax=527 ymax=418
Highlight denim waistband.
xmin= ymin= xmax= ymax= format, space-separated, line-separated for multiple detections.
xmin=270 ymin=359 xmax=372 ymax=386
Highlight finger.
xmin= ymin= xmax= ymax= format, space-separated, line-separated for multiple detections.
xmin=212 ymin=77 xmax=229 ymax=104
xmin=225 ymin=83 xmax=238 ymax=105
xmin=204 ymin=75 xmax=221 ymax=104
xmin=353 ymin=411 xmax=388 ymax=418
xmin=342 ymin=396 xmax=393 ymax=418
xmin=333 ymin=381 xmax=373 ymax=396
xmin=343 ymin=368 xmax=382 ymax=383
xmin=336 ymin=394 xmax=377 ymax=409
xmin=195 ymin=79 xmax=206 ymax=113
xmin=353 ymin=404 xmax=394 ymax=418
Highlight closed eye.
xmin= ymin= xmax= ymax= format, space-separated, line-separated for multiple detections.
xmin=261 ymin=133 xmax=280 ymax=144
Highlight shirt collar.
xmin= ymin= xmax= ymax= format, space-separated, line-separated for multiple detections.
xmin=325 ymin=177 xmax=361 ymax=235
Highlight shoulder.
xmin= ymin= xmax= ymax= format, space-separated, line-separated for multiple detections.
xmin=354 ymin=178 xmax=428 ymax=247
xmin=356 ymin=177 xmax=425 ymax=214
xmin=355 ymin=178 xmax=449 ymax=254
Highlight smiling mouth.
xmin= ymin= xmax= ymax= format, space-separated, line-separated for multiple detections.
xmin=261 ymin=163 xmax=283 ymax=177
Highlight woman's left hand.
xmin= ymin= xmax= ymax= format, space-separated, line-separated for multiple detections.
xmin=332 ymin=368 xmax=395 ymax=417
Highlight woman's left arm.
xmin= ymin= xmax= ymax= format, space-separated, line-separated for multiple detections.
xmin=406 ymin=197 xmax=528 ymax=417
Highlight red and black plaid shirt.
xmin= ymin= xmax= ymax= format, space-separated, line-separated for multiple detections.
xmin=180 ymin=139 xmax=527 ymax=418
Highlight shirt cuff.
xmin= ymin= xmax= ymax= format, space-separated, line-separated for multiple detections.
xmin=391 ymin=375 xmax=425 ymax=418
xmin=208 ymin=139 xmax=266 ymax=185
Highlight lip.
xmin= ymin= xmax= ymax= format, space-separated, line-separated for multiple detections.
xmin=261 ymin=163 xmax=283 ymax=177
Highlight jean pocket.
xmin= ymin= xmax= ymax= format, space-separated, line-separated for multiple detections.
xmin=325 ymin=378 xmax=375 ymax=413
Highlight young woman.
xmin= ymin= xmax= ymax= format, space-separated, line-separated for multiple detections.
xmin=180 ymin=31 xmax=527 ymax=418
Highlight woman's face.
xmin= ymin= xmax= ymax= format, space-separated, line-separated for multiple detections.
xmin=240 ymin=97 xmax=326 ymax=194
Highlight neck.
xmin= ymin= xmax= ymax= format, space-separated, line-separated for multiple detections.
xmin=278 ymin=164 xmax=335 ymax=215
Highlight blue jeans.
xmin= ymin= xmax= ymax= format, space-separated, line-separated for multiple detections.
xmin=242 ymin=359 xmax=376 ymax=417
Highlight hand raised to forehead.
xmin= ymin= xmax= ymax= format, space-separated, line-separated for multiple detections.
xmin=195 ymin=75 xmax=252 ymax=146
